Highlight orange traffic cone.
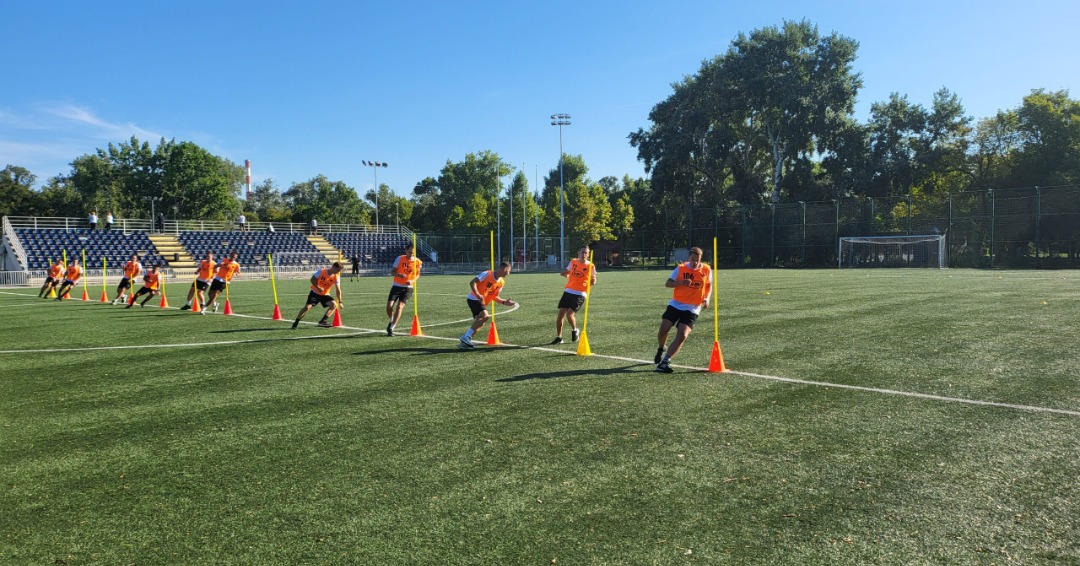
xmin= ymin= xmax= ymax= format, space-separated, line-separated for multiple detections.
xmin=100 ymin=290 xmax=108 ymax=303
xmin=409 ymin=315 xmax=423 ymax=336
xmin=271 ymin=304 xmax=283 ymax=320
xmin=191 ymin=293 xmax=201 ymax=313
xmin=159 ymin=291 xmax=169 ymax=308
xmin=223 ymin=300 xmax=234 ymax=315
xmin=331 ymin=309 xmax=343 ymax=327
xmin=81 ymin=288 xmax=89 ymax=301
xmin=708 ymin=341 xmax=729 ymax=373
xmin=486 ymin=318 xmax=501 ymax=345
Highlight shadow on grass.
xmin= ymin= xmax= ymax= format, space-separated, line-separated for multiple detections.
xmin=210 ymin=327 xmax=291 ymax=333
xmin=497 ymin=363 xmax=648 ymax=382
xmin=352 ymin=345 xmax=529 ymax=357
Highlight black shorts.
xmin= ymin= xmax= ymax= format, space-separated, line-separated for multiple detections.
xmin=467 ymin=298 xmax=486 ymax=317
xmin=209 ymin=279 xmax=227 ymax=293
xmin=306 ymin=290 xmax=336 ymax=308
xmin=117 ymin=277 xmax=132 ymax=290
xmin=387 ymin=285 xmax=413 ymax=304
xmin=662 ymin=305 xmax=698 ymax=328
xmin=195 ymin=279 xmax=210 ymax=291
xmin=44 ymin=276 xmax=57 ymax=285
xmin=136 ymin=286 xmax=158 ymax=296
xmin=557 ymin=291 xmax=585 ymax=312
xmin=61 ymin=279 xmax=76 ymax=287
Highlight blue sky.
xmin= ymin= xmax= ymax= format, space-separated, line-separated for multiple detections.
xmin=3 ymin=0 xmax=1077 ymax=199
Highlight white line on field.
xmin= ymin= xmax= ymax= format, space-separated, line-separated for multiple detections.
xmin=2 ymin=294 xmax=1076 ymax=418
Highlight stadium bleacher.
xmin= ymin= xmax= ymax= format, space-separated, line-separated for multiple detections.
xmin=15 ymin=229 xmax=166 ymax=270
xmin=324 ymin=233 xmax=429 ymax=267
xmin=176 ymin=231 xmax=325 ymax=267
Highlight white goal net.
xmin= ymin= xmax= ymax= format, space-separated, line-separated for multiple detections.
xmin=838 ymin=235 xmax=946 ymax=268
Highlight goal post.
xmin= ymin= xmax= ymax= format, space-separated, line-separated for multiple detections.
xmin=838 ymin=234 xmax=947 ymax=269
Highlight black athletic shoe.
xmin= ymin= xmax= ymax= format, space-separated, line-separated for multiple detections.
xmin=386 ymin=323 xmax=394 ymax=337
xmin=318 ymin=320 xmax=332 ymax=328
xmin=291 ymin=321 xmax=299 ymax=329
xmin=655 ymin=360 xmax=674 ymax=374
xmin=654 ymin=347 xmax=665 ymax=364
xmin=180 ymin=304 xmax=190 ymax=311
xmin=550 ymin=336 xmax=563 ymax=345
xmin=571 ymin=329 xmax=580 ymax=342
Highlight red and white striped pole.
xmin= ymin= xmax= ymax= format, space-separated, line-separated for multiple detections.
xmin=245 ymin=159 xmax=252 ymax=201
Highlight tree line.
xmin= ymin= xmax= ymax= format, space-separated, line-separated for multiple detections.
xmin=3 ymin=19 xmax=1077 ymax=248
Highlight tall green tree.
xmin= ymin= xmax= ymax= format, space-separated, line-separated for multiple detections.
xmin=0 ymin=165 xmax=38 ymax=216
xmin=160 ymin=141 xmax=243 ymax=221
xmin=284 ymin=175 xmax=371 ymax=226
xmin=247 ymin=178 xmax=290 ymax=222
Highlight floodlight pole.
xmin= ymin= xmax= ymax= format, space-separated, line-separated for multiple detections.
xmin=364 ymin=161 xmax=388 ymax=231
xmin=551 ymin=113 xmax=571 ymax=264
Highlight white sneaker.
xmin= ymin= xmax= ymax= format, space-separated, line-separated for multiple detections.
xmin=212 ymin=302 xmax=219 ymax=313
xmin=458 ymin=335 xmax=476 ymax=349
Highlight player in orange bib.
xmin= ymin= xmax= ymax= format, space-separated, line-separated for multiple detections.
xmin=181 ymin=252 xmax=215 ymax=311
xmin=125 ymin=265 xmax=162 ymax=308
xmin=654 ymin=246 xmax=712 ymax=373
xmin=552 ymin=245 xmax=597 ymax=344
xmin=54 ymin=259 xmax=83 ymax=301
xmin=458 ymin=262 xmax=516 ymax=349
xmin=205 ymin=252 xmax=240 ymax=313
xmin=385 ymin=243 xmax=422 ymax=336
xmin=292 ymin=262 xmax=344 ymax=329
xmin=112 ymin=254 xmax=143 ymax=305
xmin=38 ymin=259 xmax=65 ymax=298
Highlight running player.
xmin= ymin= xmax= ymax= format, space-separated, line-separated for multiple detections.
xmin=385 ymin=243 xmax=422 ymax=336
xmin=458 ymin=262 xmax=516 ymax=349
xmin=205 ymin=252 xmax=240 ymax=312
xmin=180 ymin=252 xmax=215 ymax=311
xmin=38 ymin=259 xmax=65 ymax=298
xmin=125 ymin=265 xmax=162 ymax=308
xmin=292 ymin=262 xmax=344 ymax=329
xmin=551 ymin=245 xmax=596 ymax=344
xmin=112 ymin=254 xmax=143 ymax=305
xmin=53 ymin=259 xmax=82 ymax=300
xmin=654 ymin=247 xmax=712 ymax=373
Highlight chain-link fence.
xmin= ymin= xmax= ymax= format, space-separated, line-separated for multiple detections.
xmin=422 ymin=185 xmax=1080 ymax=269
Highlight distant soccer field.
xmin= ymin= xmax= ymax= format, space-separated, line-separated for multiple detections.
xmin=2 ymin=269 xmax=1078 ymax=564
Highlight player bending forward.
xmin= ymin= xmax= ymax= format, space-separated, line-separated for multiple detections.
xmin=125 ymin=266 xmax=162 ymax=308
xmin=458 ymin=262 xmax=516 ymax=349
xmin=38 ymin=259 xmax=65 ymax=298
xmin=112 ymin=254 xmax=143 ymax=304
xmin=292 ymin=262 xmax=344 ymax=329
xmin=654 ymin=246 xmax=712 ymax=373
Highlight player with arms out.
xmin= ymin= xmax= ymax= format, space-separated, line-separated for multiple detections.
xmin=292 ymin=262 xmax=344 ymax=329
xmin=458 ymin=262 xmax=516 ymax=350
xmin=38 ymin=259 xmax=65 ymax=298
xmin=125 ymin=265 xmax=162 ymax=308
xmin=53 ymin=259 xmax=82 ymax=301
xmin=205 ymin=251 xmax=240 ymax=313
xmin=654 ymin=246 xmax=712 ymax=373
xmin=181 ymin=252 xmax=215 ymax=311
xmin=112 ymin=254 xmax=143 ymax=305
xmin=552 ymin=245 xmax=596 ymax=344
xmin=385 ymin=243 xmax=422 ymax=336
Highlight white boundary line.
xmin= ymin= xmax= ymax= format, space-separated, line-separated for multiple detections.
xmin=1 ymin=292 xmax=1076 ymax=418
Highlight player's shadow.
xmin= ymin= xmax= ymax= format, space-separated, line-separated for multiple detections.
xmin=210 ymin=328 xmax=283 ymax=333
xmin=497 ymin=363 xmax=646 ymax=382
xmin=352 ymin=345 xmax=529 ymax=357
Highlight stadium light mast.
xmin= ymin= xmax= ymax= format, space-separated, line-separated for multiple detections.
xmin=363 ymin=160 xmax=388 ymax=231
xmin=551 ymin=113 xmax=571 ymax=263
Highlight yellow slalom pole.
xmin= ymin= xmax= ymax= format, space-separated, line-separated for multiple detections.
xmin=412 ymin=232 xmax=419 ymax=317
xmin=713 ymin=237 xmax=719 ymax=344
xmin=102 ymin=256 xmax=107 ymax=297
xmin=489 ymin=230 xmax=496 ymax=320
xmin=268 ymin=254 xmax=280 ymax=306
xmin=576 ymin=250 xmax=595 ymax=356
xmin=81 ymin=249 xmax=88 ymax=298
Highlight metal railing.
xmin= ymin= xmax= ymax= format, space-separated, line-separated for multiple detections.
xmin=2 ymin=216 xmax=28 ymax=270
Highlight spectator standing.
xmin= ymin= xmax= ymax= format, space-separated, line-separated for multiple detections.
xmin=105 ymin=211 xmax=115 ymax=231
xmin=88 ymin=211 xmax=98 ymax=231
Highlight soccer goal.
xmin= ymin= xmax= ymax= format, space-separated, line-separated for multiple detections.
xmin=838 ymin=235 xmax=946 ymax=268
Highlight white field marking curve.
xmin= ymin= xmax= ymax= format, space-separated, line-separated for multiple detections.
xmin=2 ymin=291 xmax=1076 ymax=417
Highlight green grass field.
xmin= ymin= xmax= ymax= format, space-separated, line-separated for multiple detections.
xmin=2 ymin=268 xmax=1078 ymax=564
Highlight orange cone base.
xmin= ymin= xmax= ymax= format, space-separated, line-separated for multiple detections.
xmin=191 ymin=296 xmax=201 ymax=313
xmin=576 ymin=331 xmax=592 ymax=356
xmin=708 ymin=341 xmax=729 ymax=373
xmin=100 ymin=291 xmax=108 ymax=303
xmin=486 ymin=319 xmax=501 ymax=345
xmin=81 ymin=289 xmax=89 ymax=301
xmin=331 ymin=309 xmax=343 ymax=327
xmin=223 ymin=300 xmax=234 ymax=315
xmin=409 ymin=315 xmax=423 ymax=336
xmin=159 ymin=294 xmax=169 ymax=308
xmin=271 ymin=304 xmax=283 ymax=320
